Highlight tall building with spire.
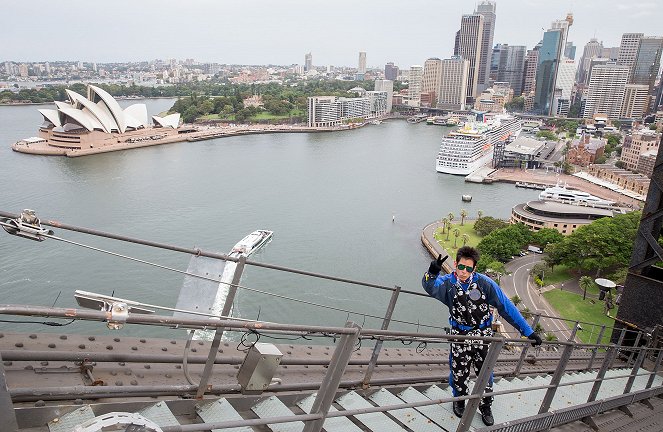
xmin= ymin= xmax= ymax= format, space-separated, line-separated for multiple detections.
xmin=533 ymin=14 xmax=573 ymax=115
xmin=577 ymin=38 xmax=603 ymax=84
xmin=475 ymin=0 xmax=496 ymax=93
xmin=455 ymin=14 xmax=485 ymax=103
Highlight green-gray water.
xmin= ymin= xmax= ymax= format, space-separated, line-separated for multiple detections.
xmin=0 ymin=99 xmax=540 ymax=337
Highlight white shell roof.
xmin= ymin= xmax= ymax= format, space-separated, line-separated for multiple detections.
xmin=152 ymin=113 xmax=180 ymax=129
xmin=40 ymin=86 xmax=152 ymax=133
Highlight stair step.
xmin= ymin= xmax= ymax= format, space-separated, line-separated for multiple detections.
xmin=296 ymin=393 xmax=363 ymax=432
xmin=252 ymin=395 xmax=304 ymax=432
xmin=336 ymin=390 xmax=407 ymax=432
xmin=48 ymin=406 xmax=96 ymax=432
xmin=397 ymin=387 xmax=457 ymax=432
xmin=368 ymin=388 xmax=446 ymax=432
xmin=139 ymin=402 xmax=180 ymax=428
xmin=197 ymin=399 xmax=253 ymax=432
xmin=423 ymin=385 xmax=483 ymax=430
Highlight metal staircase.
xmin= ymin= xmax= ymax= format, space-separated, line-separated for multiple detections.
xmin=46 ymin=367 xmax=663 ymax=432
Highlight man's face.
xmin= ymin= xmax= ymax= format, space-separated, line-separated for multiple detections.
xmin=456 ymin=257 xmax=475 ymax=282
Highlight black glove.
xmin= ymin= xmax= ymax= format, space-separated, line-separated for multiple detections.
xmin=528 ymin=332 xmax=542 ymax=347
xmin=427 ymin=254 xmax=448 ymax=276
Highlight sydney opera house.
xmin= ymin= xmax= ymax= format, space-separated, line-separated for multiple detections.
xmin=13 ymin=85 xmax=182 ymax=156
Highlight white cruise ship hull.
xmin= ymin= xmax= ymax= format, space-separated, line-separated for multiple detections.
xmin=435 ymin=115 xmax=521 ymax=176
xmin=436 ymin=150 xmax=493 ymax=175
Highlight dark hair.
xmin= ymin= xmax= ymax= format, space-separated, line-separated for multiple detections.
xmin=456 ymin=246 xmax=480 ymax=266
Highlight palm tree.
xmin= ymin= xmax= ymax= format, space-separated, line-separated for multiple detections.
xmin=461 ymin=233 xmax=470 ymax=246
xmin=579 ymin=276 xmax=594 ymax=301
xmin=447 ymin=212 xmax=455 ymax=225
xmin=453 ymin=228 xmax=461 ymax=247
xmin=441 ymin=218 xmax=448 ymax=235
xmin=460 ymin=209 xmax=468 ymax=226
xmin=510 ymin=295 xmax=522 ymax=307
xmin=477 ymin=209 xmax=484 ymax=219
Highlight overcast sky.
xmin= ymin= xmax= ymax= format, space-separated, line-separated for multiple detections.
xmin=3 ymin=0 xmax=661 ymax=68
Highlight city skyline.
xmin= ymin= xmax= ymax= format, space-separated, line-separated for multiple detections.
xmin=3 ymin=0 xmax=661 ymax=67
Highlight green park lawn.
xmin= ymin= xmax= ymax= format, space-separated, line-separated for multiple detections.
xmin=543 ymin=289 xmax=617 ymax=344
xmin=433 ymin=220 xmax=483 ymax=253
xmin=541 ymin=264 xmax=573 ymax=286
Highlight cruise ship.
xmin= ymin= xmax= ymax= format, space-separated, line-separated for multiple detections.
xmin=539 ymin=183 xmax=616 ymax=208
xmin=435 ymin=115 xmax=521 ymax=175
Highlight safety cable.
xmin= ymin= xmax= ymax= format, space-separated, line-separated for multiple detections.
xmin=0 ymin=218 xmax=637 ymax=337
xmin=21 ymin=228 xmax=449 ymax=332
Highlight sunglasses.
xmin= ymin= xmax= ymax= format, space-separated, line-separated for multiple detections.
xmin=457 ymin=264 xmax=474 ymax=272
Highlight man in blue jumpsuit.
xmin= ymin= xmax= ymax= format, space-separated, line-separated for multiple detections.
xmin=423 ymin=246 xmax=542 ymax=426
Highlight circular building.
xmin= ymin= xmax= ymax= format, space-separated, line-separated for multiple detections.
xmin=511 ymin=200 xmax=614 ymax=235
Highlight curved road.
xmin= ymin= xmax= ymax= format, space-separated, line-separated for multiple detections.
xmin=500 ymin=254 xmax=575 ymax=341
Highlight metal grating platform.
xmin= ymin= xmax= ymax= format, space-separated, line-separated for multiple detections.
xmin=369 ymin=387 xmax=445 ymax=432
xmin=138 ymin=401 xmax=180 ymax=427
xmin=197 ymin=398 xmax=254 ymax=432
xmin=397 ymin=386 xmax=456 ymax=432
xmin=48 ymin=406 xmax=96 ymax=432
xmin=252 ymin=395 xmax=304 ymax=432
xmin=335 ymin=390 xmax=407 ymax=432
xmin=296 ymin=393 xmax=363 ymax=432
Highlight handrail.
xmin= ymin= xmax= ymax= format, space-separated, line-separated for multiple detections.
xmin=0 ymin=210 xmax=646 ymax=339
xmin=0 ymin=304 xmax=659 ymax=353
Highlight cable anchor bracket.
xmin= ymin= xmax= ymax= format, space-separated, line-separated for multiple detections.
xmin=1 ymin=209 xmax=53 ymax=242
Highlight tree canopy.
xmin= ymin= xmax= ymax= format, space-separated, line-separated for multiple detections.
xmin=548 ymin=212 xmax=641 ymax=276
xmin=477 ymin=223 xmax=532 ymax=262
xmin=474 ymin=216 xmax=509 ymax=237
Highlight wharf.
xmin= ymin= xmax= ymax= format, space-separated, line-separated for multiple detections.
xmin=465 ymin=166 xmax=496 ymax=183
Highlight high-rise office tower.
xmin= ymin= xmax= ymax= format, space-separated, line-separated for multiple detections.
xmin=577 ymin=38 xmax=603 ymax=84
xmin=374 ymin=79 xmax=394 ymax=113
xmin=408 ymin=65 xmax=423 ymax=106
xmin=475 ymin=0 xmax=496 ymax=93
xmin=601 ymin=47 xmax=620 ymax=61
xmin=618 ymin=33 xmax=644 ymax=81
xmin=564 ymin=42 xmax=576 ymax=60
xmin=384 ymin=62 xmax=399 ymax=81
xmin=358 ymin=52 xmax=367 ymax=74
xmin=489 ymin=44 xmax=504 ymax=83
xmin=456 ymin=14 xmax=485 ymax=102
xmin=582 ymin=62 xmax=629 ymax=119
xmin=304 ymin=53 xmax=312 ymax=72
xmin=522 ymin=47 xmax=539 ymax=96
xmin=422 ymin=58 xmax=443 ymax=106
xmin=496 ymin=45 xmax=526 ymax=96
xmin=621 ymin=84 xmax=650 ymax=119
xmin=533 ymin=14 xmax=573 ymax=115
xmin=534 ymin=28 xmax=564 ymax=114
xmin=438 ymin=56 xmax=470 ymax=111
xmin=556 ymin=59 xmax=576 ymax=101
xmin=631 ymin=37 xmax=663 ymax=110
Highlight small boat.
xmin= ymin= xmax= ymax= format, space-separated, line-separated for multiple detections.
xmin=230 ymin=229 xmax=273 ymax=257
xmin=462 ymin=194 xmax=472 ymax=202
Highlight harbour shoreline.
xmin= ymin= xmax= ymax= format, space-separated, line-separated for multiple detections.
xmin=11 ymin=122 xmax=370 ymax=157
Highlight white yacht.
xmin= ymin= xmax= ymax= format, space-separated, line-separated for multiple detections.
xmin=539 ymin=184 xmax=615 ymax=207
xmin=435 ymin=115 xmax=521 ymax=175
xmin=230 ymin=229 xmax=274 ymax=257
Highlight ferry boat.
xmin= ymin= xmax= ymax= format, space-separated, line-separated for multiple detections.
xmin=539 ymin=183 xmax=615 ymax=207
xmin=230 ymin=229 xmax=273 ymax=257
xmin=435 ymin=115 xmax=521 ymax=175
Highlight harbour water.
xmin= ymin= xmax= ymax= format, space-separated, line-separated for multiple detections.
xmin=0 ymin=99 xmax=541 ymax=337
